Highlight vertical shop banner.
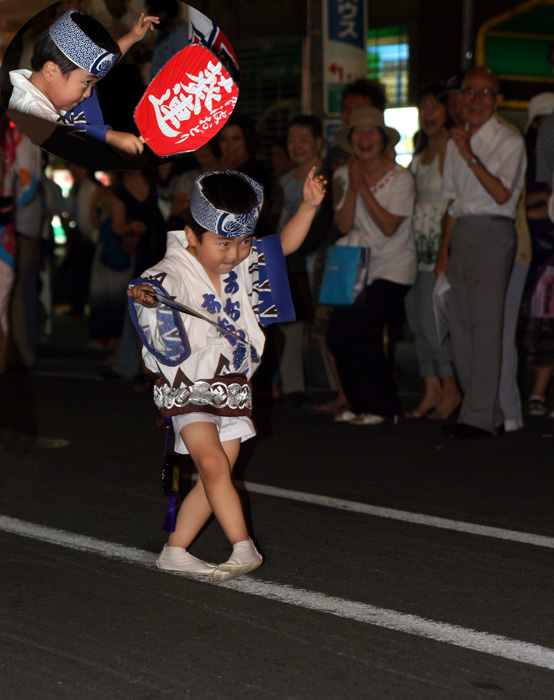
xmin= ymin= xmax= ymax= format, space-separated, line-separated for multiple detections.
xmin=323 ymin=0 xmax=368 ymax=116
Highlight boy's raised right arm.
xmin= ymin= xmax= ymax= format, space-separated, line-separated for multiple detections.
xmin=117 ymin=13 xmax=159 ymax=57
xmin=280 ymin=166 xmax=326 ymax=256
xmin=103 ymin=12 xmax=159 ymax=155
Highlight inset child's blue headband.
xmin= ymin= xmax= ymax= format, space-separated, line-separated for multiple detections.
xmin=190 ymin=171 xmax=264 ymax=238
xmin=49 ymin=10 xmax=120 ymax=78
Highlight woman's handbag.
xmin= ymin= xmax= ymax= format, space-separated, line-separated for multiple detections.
xmin=529 ymin=259 xmax=554 ymax=318
xmin=317 ymin=243 xmax=370 ymax=306
xmin=99 ymin=218 xmax=132 ymax=271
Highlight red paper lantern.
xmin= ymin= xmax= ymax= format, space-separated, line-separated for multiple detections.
xmin=134 ymin=44 xmax=239 ymax=157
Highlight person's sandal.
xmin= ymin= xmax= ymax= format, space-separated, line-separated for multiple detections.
xmin=527 ymin=397 xmax=546 ymax=416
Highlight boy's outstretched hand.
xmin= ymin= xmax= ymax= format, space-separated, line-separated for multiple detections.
xmin=279 ymin=167 xmax=328 ymax=256
xmin=106 ymin=130 xmax=144 ymax=155
xmin=129 ymin=13 xmax=160 ymax=42
xmin=303 ymin=165 xmax=327 ymax=208
xmin=127 ymin=284 xmax=158 ymax=308
xmin=117 ymin=13 xmax=159 ymax=55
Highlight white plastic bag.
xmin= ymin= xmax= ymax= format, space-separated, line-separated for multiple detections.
xmin=432 ymin=273 xmax=451 ymax=344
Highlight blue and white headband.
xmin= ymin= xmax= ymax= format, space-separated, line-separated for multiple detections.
xmin=190 ymin=171 xmax=264 ymax=238
xmin=49 ymin=10 xmax=120 ymax=78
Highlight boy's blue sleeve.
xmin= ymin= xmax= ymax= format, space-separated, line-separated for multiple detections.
xmin=63 ymin=90 xmax=112 ymax=143
xmin=127 ymin=277 xmax=191 ymax=366
xmin=254 ymin=234 xmax=296 ymax=326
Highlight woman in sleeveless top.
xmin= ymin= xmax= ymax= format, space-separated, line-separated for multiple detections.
xmin=404 ymin=84 xmax=461 ymax=419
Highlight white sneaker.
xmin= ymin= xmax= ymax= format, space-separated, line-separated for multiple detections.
xmin=504 ymin=419 xmax=523 ymax=432
xmin=350 ymin=413 xmax=385 ymax=425
xmin=334 ymin=409 xmax=357 ymax=423
xmin=213 ymin=539 xmax=263 ymax=582
xmin=156 ymin=545 xmax=216 ymax=574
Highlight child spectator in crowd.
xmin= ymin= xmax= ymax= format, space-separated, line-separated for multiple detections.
xmin=269 ymin=136 xmax=293 ymax=228
xmin=8 ymin=9 xmax=158 ymax=155
xmin=274 ymin=115 xmax=326 ymax=402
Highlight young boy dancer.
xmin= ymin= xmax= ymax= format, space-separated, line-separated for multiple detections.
xmin=127 ymin=167 xmax=326 ymax=581
xmin=8 ymin=9 xmax=158 ymax=155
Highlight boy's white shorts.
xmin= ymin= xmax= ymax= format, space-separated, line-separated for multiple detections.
xmin=172 ymin=413 xmax=256 ymax=454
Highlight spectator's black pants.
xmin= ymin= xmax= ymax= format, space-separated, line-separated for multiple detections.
xmin=327 ymin=279 xmax=411 ymax=417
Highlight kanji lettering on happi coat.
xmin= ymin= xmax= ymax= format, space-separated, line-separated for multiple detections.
xmin=134 ymin=45 xmax=239 ymax=157
xmin=223 ymin=271 xmax=239 ymax=295
xmin=223 ymin=298 xmax=241 ymax=322
xmin=202 ymin=294 xmax=222 ymax=315
xmin=217 ymin=317 xmax=246 ymax=348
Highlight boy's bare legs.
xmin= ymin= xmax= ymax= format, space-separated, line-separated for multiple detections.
xmin=157 ymin=425 xmax=244 ymax=574
xmin=160 ymin=422 xmax=261 ymax=580
xmin=168 ymin=423 xmax=246 ymax=548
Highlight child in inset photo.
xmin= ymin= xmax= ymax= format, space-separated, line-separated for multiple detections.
xmin=8 ymin=9 xmax=158 ymax=155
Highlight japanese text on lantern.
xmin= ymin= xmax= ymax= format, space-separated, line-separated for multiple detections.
xmin=148 ymin=61 xmax=235 ymax=139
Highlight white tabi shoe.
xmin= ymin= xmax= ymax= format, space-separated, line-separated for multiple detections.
xmin=156 ymin=545 xmax=216 ymax=575
xmin=213 ymin=538 xmax=263 ymax=582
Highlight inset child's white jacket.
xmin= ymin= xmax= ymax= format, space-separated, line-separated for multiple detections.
xmin=128 ymin=230 xmax=294 ymax=397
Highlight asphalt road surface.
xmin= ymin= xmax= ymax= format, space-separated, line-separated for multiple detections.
xmin=1 ymin=313 xmax=553 ymax=699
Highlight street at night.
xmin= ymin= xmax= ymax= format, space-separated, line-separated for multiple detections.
xmin=1 ymin=312 xmax=553 ymax=699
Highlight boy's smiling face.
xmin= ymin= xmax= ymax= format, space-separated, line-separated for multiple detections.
xmin=44 ymin=63 xmax=100 ymax=112
xmin=185 ymin=228 xmax=253 ymax=287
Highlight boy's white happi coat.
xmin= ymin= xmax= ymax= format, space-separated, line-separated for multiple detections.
xmin=128 ymin=230 xmax=294 ymax=391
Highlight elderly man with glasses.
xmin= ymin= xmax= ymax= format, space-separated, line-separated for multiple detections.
xmin=435 ymin=67 xmax=527 ymax=439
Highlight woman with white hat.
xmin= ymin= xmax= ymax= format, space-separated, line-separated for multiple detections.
xmin=326 ymin=106 xmax=416 ymax=424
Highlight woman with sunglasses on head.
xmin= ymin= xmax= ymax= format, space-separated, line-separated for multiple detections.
xmin=404 ymin=84 xmax=461 ymax=420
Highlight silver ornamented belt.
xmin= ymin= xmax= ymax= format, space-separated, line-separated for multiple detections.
xmin=153 ymin=376 xmax=253 ymax=417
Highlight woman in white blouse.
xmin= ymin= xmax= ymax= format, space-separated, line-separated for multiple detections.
xmin=326 ymin=107 xmax=416 ymax=424
xmin=404 ymin=84 xmax=461 ymax=419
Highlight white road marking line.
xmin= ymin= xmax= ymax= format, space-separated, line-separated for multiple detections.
xmin=20 ymin=373 xmax=552 ymax=550
xmin=234 ymin=479 xmax=554 ymax=550
xmin=2 ymin=514 xmax=554 ymax=671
